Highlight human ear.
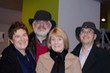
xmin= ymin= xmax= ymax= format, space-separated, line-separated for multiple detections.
xmin=94 ymin=34 xmax=97 ymax=40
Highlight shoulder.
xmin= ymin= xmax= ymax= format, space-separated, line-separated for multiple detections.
xmin=2 ymin=44 xmax=15 ymax=55
xmin=37 ymin=52 xmax=53 ymax=65
xmin=96 ymin=47 xmax=110 ymax=56
xmin=28 ymin=32 xmax=36 ymax=44
xmin=65 ymin=53 xmax=81 ymax=69
xmin=71 ymin=43 xmax=82 ymax=54
xmin=29 ymin=32 xmax=35 ymax=39
xmin=66 ymin=53 xmax=79 ymax=60
xmin=38 ymin=52 xmax=51 ymax=60
xmin=0 ymin=44 xmax=18 ymax=64
xmin=92 ymin=46 xmax=110 ymax=61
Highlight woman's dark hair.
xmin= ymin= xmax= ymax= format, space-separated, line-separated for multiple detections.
xmin=8 ymin=21 xmax=28 ymax=40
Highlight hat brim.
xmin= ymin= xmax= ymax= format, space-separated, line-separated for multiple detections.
xmin=29 ymin=19 xmax=34 ymax=25
xmin=76 ymin=27 xmax=101 ymax=41
xmin=28 ymin=18 xmax=56 ymax=28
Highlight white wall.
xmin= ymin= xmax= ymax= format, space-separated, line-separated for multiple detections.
xmin=0 ymin=8 xmax=22 ymax=54
xmin=58 ymin=0 xmax=100 ymax=51
xmin=0 ymin=24 xmax=10 ymax=54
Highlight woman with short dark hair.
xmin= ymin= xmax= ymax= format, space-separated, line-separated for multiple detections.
xmin=0 ymin=21 xmax=36 ymax=73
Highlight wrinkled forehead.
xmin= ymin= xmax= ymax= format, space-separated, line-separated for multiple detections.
xmin=33 ymin=20 xmax=52 ymax=26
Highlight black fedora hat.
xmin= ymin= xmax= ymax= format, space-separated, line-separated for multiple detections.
xmin=75 ymin=21 xmax=101 ymax=41
xmin=29 ymin=10 xmax=56 ymax=28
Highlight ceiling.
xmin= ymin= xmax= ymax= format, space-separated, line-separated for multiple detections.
xmin=0 ymin=0 xmax=110 ymax=12
xmin=94 ymin=0 xmax=110 ymax=12
xmin=100 ymin=0 xmax=110 ymax=11
xmin=0 ymin=0 xmax=23 ymax=11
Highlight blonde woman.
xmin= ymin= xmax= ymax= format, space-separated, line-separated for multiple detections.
xmin=36 ymin=27 xmax=82 ymax=73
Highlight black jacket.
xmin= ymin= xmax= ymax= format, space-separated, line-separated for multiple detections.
xmin=27 ymin=33 xmax=36 ymax=60
xmin=71 ymin=43 xmax=110 ymax=73
xmin=0 ymin=44 xmax=35 ymax=73
xmin=0 ymin=44 xmax=23 ymax=73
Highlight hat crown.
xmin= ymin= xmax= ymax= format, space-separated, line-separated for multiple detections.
xmin=82 ymin=22 xmax=96 ymax=29
xmin=29 ymin=10 xmax=56 ymax=28
xmin=34 ymin=10 xmax=52 ymax=21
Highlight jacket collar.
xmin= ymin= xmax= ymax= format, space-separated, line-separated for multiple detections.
xmin=40 ymin=52 xmax=76 ymax=72
xmin=74 ymin=43 xmax=98 ymax=73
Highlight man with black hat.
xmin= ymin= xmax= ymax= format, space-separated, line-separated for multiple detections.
xmin=27 ymin=10 xmax=56 ymax=63
xmin=71 ymin=21 xmax=110 ymax=73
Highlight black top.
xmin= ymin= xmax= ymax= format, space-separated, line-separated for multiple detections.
xmin=0 ymin=44 xmax=35 ymax=73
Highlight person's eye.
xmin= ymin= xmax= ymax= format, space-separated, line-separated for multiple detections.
xmin=88 ymin=31 xmax=91 ymax=33
xmin=58 ymin=38 xmax=62 ymax=41
xmin=15 ymin=35 xmax=20 ymax=38
xmin=23 ymin=34 xmax=27 ymax=37
xmin=51 ymin=38 xmax=55 ymax=41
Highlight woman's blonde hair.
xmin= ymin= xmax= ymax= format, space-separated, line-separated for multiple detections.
xmin=48 ymin=27 xmax=69 ymax=50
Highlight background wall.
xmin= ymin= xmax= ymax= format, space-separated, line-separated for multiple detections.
xmin=0 ymin=8 xmax=22 ymax=54
xmin=0 ymin=8 xmax=22 ymax=24
xmin=0 ymin=24 xmax=10 ymax=54
xmin=107 ymin=12 xmax=110 ymax=29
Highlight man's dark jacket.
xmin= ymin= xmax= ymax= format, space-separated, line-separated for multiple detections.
xmin=27 ymin=32 xmax=48 ymax=61
xmin=71 ymin=43 xmax=110 ymax=73
xmin=27 ymin=32 xmax=36 ymax=60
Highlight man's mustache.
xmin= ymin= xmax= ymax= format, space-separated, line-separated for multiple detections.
xmin=38 ymin=26 xmax=46 ymax=29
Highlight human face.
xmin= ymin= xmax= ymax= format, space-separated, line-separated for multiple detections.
xmin=79 ymin=28 xmax=96 ymax=45
xmin=32 ymin=20 xmax=51 ymax=37
xmin=51 ymin=35 xmax=64 ymax=53
xmin=11 ymin=29 xmax=28 ymax=51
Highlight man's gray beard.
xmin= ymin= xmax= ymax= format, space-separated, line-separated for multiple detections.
xmin=35 ymin=29 xmax=49 ymax=37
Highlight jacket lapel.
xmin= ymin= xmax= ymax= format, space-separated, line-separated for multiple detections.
xmin=41 ymin=53 xmax=54 ymax=72
xmin=73 ymin=43 xmax=97 ymax=73
xmin=82 ymin=44 xmax=97 ymax=73
xmin=65 ymin=53 xmax=74 ymax=68
xmin=72 ymin=43 xmax=82 ymax=57
xmin=42 ymin=53 xmax=75 ymax=72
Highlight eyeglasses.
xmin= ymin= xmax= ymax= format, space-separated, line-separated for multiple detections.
xmin=80 ymin=28 xmax=94 ymax=35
